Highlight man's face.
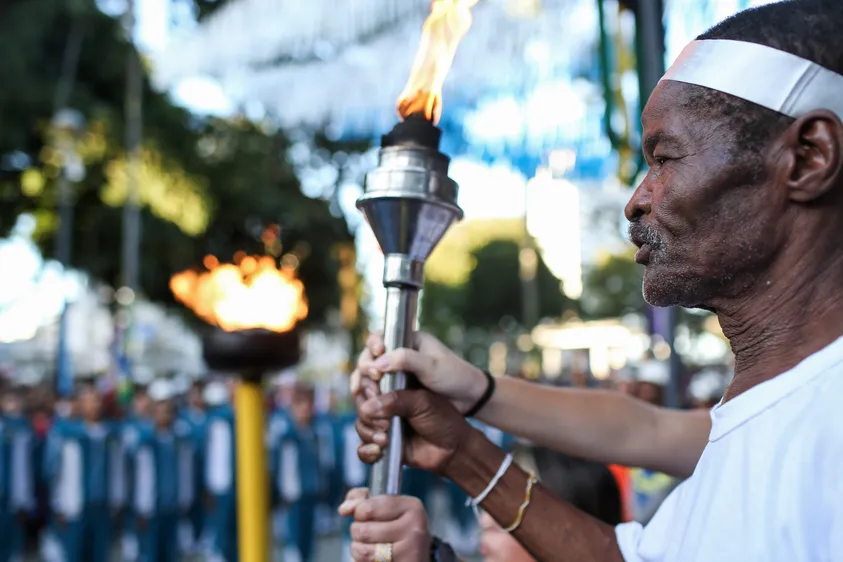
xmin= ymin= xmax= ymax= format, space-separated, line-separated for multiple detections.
xmin=154 ymin=400 xmax=174 ymax=429
xmin=625 ymin=81 xmax=786 ymax=309
xmin=276 ymin=385 xmax=294 ymax=409
xmin=55 ymin=398 xmax=75 ymax=418
xmin=188 ymin=387 xmax=204 ymax=410
xmin=291 ymin=391 xmax=315 ymax=427
xmin=79 ymin=389 xmax=102 ymax=421
xmin=134 ymin=391 xmax=152 ymax=418
xmin=1 ymin=393 xmax=22 ymax=415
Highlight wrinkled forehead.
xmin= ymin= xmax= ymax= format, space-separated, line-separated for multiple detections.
xmin=641 ymin=81 xmax=705 ymax=139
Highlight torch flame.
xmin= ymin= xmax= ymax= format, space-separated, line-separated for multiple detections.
xmin=397 ymin=0 xmax=479 ymax=124
xmin=170 ymin=255 xmax=308 ymax=333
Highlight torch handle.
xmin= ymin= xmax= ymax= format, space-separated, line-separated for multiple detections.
xmin=369 ymin=286 xmax=419 ymax=497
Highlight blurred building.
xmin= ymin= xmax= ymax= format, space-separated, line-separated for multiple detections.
xmin=532 ymin=317 xmax=650 ymax=380
xmin=0 ymin=284 xmax=204 ymax=384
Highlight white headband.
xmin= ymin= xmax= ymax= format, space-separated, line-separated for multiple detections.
xmin=661 ymin=39 xmax=843 ymax=122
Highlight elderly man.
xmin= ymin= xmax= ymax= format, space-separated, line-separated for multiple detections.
xmin=346 ymin=1 xmax=843 ymax=561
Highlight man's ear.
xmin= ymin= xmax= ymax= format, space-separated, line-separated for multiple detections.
xmin=776 ymin=109 xmax=843 ymax=202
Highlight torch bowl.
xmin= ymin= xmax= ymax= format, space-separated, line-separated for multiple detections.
xmin=202 ymin=328 xmax=301 ymax=378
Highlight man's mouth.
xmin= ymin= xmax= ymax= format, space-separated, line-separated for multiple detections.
xmin=628 ymin=222 xmax=662 ymax=265
xmin=634 ymin=243 xmax=652 ymax=264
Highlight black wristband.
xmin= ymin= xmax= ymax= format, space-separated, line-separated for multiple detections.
xmin=464 ymin=370 xmax=495 ymax=418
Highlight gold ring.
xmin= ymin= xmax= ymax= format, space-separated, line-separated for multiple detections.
xmin=374 ymin=542 xmax=393 ymax=562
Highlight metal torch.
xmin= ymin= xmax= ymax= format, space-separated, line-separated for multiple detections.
xmin=357 ymin=116 xmax=463 ymax=496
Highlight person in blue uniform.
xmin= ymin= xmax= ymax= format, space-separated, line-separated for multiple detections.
xmin=313 ymin=387 xmax=341 ymax=535
xmin=27 ymin=384 xmax=54 ymax=554
xmin=120 ymin=373 xmax=155 ymax=562
xmin=100 ymin=390 xmax=129 ymax=561
xmin=267 ymin=389 xmax=292 ymax=551
xmin=178 ymin=379 xmax=207 ymax=554
xmin=43 ymin=384 xmax=118 ymax=562
xmin=271 ymin=382 xmax=323 ymax=562
xmin=133 ymin=380 xmax=192 ymax=562
xmin=0 ymin=386 xmax=35 ymax=562
xmin=202 ymin=381 xmax=237 ymax=562
xmin=42 ymin=405 xmax=82 ymax=562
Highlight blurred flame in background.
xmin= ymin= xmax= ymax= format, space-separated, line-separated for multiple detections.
xmin=170 ymin=255 xmax=308 ymax=333
xmin=397 ymin=0 xmax=480 ymax=123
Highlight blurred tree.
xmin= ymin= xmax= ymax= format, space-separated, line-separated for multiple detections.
xmin=421 ymin=235 xmax=573 ymax=340
xmin=419 ymin=281 xmax=465 ymax=341
xmin=0 ymin=0 xmax=362 ymax=329
xmin=580 ymin=249 xmax=645 ymax=319
xmin=464 ymin=239 xmax=568 ymax=327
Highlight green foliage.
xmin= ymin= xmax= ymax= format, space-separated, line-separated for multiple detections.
xmin=0 ymin=0 xmax=361 ymax=329
xmin=421 ymin=238 xmax=572 ymax=340
xmin=581 ymin=250 xmax=646 ymax=319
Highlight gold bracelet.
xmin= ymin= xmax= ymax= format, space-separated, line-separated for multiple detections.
xmin=502 ymin=471 xmax=538 ymax=534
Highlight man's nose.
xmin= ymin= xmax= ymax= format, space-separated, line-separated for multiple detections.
xmin=624 ymin=179 xmax=652 ymax=222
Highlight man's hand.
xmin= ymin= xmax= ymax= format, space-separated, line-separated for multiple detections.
xmin=356 ymin=389 xmax=472 ymax=473
xmin=339 ymin=488 xmax=431 ymax=562
xmin=351 ymin=332 xmax=488 ymax=414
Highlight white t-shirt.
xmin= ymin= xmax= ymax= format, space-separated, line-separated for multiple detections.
xmin=616 ymin=336 xmax=843 ymax=562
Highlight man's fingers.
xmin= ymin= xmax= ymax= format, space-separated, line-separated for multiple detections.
xmin=356 ymin=397 xmax=390 ymax=434
xmin=358 ymin=354 xmax=384 ymax=383
xmin=350 ymin=519 xmax=409 ymax=546
xmin=353 ymin=495 xmax=425 ymax=523
xmin=355 ymin=331 xmax=385 ymax=386
xmin=346 ymin=487 xmax=370 ymax=502
xmin=350 ymin=369 xmax=362 ymax=396
xmin=359 ymin=390 xmax=428 ymax=421
xmin=338 ymin=488 xmax=369 ymax=516
xmin=358 ymin=442 xmax=383 ymax=464
xmin=357 ymin=341 xmax=386 ymax=383
xmin=371 ymin=349 xmax=436 ymax=385
xmin=360 ymin=377 xmax=380 ymax=401
xmin=365 ymin=332 xmax=386 ymax=358
xmin=355 ymin=418 xmax=388 ymax=447
xmin=350 ymin=541 xmax=376 ymax=561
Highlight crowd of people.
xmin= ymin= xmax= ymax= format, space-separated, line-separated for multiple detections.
xmin=0 ymin=356 xmax=729 ymax=562
xmin=0 ymin=371 xmax=368 ymax=562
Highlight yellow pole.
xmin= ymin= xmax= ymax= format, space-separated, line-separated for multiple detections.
xmin=235 ymin=378 xmax=270 ymax=562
